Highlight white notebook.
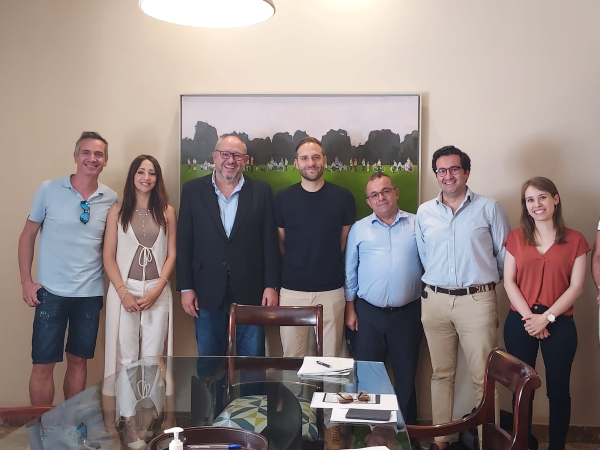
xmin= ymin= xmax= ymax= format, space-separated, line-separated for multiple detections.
xmin=297 ymin=356 xmax=354 ymax=376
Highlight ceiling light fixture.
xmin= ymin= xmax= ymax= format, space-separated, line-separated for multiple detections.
xmin=139 ymin=0 xmax=275 ymax=28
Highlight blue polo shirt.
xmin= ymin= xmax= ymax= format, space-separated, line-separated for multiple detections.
xmin=28 ymin=176 xmax=117 ymax=297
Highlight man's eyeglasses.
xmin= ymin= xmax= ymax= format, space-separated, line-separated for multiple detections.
xmin=435 ymin=166 xmax=462 ymax=177
xmin=336 ymin=392 xmax=371 ymax=404
xmin=80 ymin=201 xmax=90 ymax=224
xmin=215 ymin=150 xmax=246 ymax=161
xmin=367 ymin=187 xmax=395 ymax=200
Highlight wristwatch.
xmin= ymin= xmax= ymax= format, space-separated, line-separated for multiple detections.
xmin=544 ymin=310 xmax=556 ymax=323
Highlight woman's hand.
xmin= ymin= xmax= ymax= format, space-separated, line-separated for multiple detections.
xmin=534 ymin=328 xmax=551 ymax=339
xmin=523 ymin=313 xmax=549 ymax=336
xmin=121 ymin=291 xmax=141 ymax=313
xmin=137 ymin=287 xmax=161 ymax=310
xmin=520 ymin=311 xmax=533 ymax=321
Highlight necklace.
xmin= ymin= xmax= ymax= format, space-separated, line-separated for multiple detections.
xmin=135 ymin=208 xmax=149 ymax=237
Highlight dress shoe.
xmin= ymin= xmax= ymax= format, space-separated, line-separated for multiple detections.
xmin=324 ymin=425 xmax=350 ymax=450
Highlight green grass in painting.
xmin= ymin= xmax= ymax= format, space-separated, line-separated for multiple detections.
xmin=181 ymin=165 xmax=419 ymax=219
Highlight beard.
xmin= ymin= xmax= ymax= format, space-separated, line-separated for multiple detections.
xmin=299 ymin=165 xmax=324 ymax=182
xmin=215 ymin=162 xmax=242 ymax=182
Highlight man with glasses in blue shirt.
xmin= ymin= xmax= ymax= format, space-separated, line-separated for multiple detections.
xmin=416 ymin=145 xmax=510 ymax=450
xmin=177 ymin=135 xmax=279 ymax=357
xmin=18 ymin=131 xmax=117 ymax=405
xmin=345 ymin=172 xmax=423 ymax=450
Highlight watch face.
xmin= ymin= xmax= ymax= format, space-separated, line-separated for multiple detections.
xmin=547 ymin=312 xmax=556 ymax=322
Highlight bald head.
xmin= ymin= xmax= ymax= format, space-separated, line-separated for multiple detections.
xmin=215 ymin=135 xmax=247 ymax=154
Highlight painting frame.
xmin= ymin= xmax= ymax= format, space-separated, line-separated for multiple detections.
xmin=180 ymin=94 xmax=422 ymax=219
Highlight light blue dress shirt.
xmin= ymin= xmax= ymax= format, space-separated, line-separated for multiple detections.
xmin=344 ymin=210 xmax=423 ymax=308
xmin=416 ymin=188 xmax=511 ymax=288
xmin=211 ymin=172 xmax=245 ymax=237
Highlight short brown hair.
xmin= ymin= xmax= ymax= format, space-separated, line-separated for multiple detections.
xmin=520 ymin=177 xmax=565 ymax=245
xmin=74 ymin=131 xmax=108 ymax=159
xmin=295 ymin=136 xmax=323 ymax=153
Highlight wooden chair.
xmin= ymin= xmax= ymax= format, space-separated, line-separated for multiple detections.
xmin=227 ymin=303 xmax=324 ymax=357
xmin=223 ymin=304 xmax=324 ymax=447
xmin=407 ymin=348 xmax=541 ymax=450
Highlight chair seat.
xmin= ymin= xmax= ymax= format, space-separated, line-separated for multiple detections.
xmin=214 ymin=395 xmax=318 ymax=441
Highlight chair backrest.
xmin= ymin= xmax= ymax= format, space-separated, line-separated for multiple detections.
xmin=407 ymin=348 xmax=541 ymax=450
xmin=227 ymin=304 xmax=324 ymax=356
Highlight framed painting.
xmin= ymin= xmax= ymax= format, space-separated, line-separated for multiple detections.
xmin=181 ymin=94 xmax=421 ymax=219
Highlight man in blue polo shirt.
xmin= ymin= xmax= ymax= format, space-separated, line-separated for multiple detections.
xmin=18 ymin=131 xmax=117 ymax=405
xmin=345 ymin=172 xmax=423 ymax=450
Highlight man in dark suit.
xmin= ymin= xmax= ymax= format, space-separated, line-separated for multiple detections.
xmin=177 ymin=135 xmax=279 ymax=356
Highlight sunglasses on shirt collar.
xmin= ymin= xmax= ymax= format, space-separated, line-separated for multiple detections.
xmin=80 ymin=201 xmax=90 ymax=224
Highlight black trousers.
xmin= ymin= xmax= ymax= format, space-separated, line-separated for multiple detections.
xmin=354 ymin=297 xmax=423 ymax=425
xmin=504 ymin=307 xmax=577 ymax=450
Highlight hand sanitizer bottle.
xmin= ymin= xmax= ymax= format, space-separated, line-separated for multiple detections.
xmin=164 ymin=427 xmax=184 ymax=450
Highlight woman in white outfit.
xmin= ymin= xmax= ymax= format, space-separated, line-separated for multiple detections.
xmin=102 ymin=155 xmax=177 ymax=449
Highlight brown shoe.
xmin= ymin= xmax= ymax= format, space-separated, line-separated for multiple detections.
xmin=325 ymin=425 xmax=349 ymax=450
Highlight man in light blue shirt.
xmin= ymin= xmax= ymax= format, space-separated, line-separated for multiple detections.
xmin=416 ymin=146 xmax=510 ymax=450
xmin=18 ymin=131 xmax=117 ymax=405
xmin=345 ymin=172 xmax=424 ymax=437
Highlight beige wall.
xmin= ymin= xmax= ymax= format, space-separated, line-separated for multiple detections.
xmin=1 ymin=0 xmax=599 ymax=426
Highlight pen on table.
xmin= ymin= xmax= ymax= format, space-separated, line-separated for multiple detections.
xmin=316 ymin=361 xmax=332 ymax=368
xmin=187 ymin=445 xmax=242 ymax=449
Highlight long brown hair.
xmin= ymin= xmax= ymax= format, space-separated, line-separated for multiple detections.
xmin=119 ymin=155 xmax=168 ymax=232
xmin=520 ymin=177 xmax=565 ymax=245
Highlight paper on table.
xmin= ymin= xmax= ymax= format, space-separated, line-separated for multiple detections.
xmin=331 ymin=408 xmax=397 ymax=424
xmin=297 ymin=357 xmax=354 ymax=376
xmin=310 ymin=392 xmax=399 ymax=411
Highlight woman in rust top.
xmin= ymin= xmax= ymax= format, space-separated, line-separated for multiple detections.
xmin=503 ymin=177 xmax=589 ymax=450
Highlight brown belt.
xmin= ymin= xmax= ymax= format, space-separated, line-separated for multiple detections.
xmin=426 ymin=283 xmax=496 ymax=296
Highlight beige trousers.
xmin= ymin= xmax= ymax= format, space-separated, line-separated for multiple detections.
xmin=279 ymin=287 xmax=346 ymax=357
xmin=421 ymin=285 xmax=498 ymax=442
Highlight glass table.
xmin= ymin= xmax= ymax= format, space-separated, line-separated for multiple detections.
xmin=0 ymin=357 xmax=410 ymax=450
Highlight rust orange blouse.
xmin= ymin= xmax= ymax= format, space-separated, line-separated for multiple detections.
xmin=504 ymin=228 xmax=590 ymax=316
